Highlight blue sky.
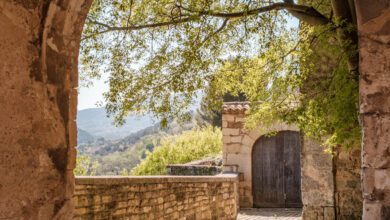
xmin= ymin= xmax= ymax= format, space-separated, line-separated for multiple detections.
xmin=78 ymin=74 xmax=109 ymax=110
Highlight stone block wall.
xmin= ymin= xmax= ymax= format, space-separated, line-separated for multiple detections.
xmin=0 ymin=1 xmax=92 ymax=218
xmin=166 ymin=165 xmax=222 ymax=176
xmin=301 ymin=142 xmax=362 ymax=220
xmin=301 ymin=138 xmax=335 ymax=219
xmin=222 ymin=110 xmax=253 ymax=207
xmin=73 ymin=174 xmax=239 ymax=219
xmin=334 ymin=147 xmax=362 ymax=219
xmin=301 ymin=144 xmax=362 ymax=220
xmin=355 ymin=2 xmax=390 ymax=219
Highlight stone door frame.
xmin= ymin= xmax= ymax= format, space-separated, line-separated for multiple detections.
xmin=222 ymin=102 xmax=336 ymax=217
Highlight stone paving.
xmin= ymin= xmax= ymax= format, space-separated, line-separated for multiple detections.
xmin=237 ymin=208 xmax=302 ymax=220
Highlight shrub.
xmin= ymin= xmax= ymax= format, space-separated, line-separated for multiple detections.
xmin=131 ymin=126 xmax=222 ymax=175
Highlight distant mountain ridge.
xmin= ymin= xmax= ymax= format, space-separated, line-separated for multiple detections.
xmin=77 ymin=115 xmax=199 ymax=175
xmin=78 ymin=128 xmax=95 ymax=144
xmin=77 ymin=108 xmax=155 ymax=140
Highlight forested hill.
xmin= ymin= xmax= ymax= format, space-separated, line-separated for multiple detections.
xmin=77 ymin=108 xmax=155 ymax=140
xmin=77 ymin=115 xmax=198 ymax=175
xmin=77 ymin=128 xmax=95 ymax=144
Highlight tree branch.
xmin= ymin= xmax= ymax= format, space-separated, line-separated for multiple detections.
xmin=82 ymin=16 xmax=198 ymax=40
xmin=88 ymin=16 xmax=197 ymax=32
xmin=85 ymin=2 xmax=330 ymax=38
xmin=185 ymin=2 xmax=329 ymax=25
xmin=199 ymin=18 xmax=230 ymax=46
xmin=282 ymin=0 xmax=329 ymax=25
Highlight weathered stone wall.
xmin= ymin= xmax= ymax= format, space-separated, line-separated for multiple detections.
xmin=73 ymin=175 xmax=239 ymax=219
xmin=0 ymin=0 xmax=91 ymax=218
xmin=301 ymin=139 xmax=335 ymax=219
xmin=166 ymin=165 xmax=221 ymax=176
xmin=355 ymin=2 xmax=390 ymax=219
xmin=334 ymin=147 xmax=362 ymax=219
xmin=222 ymin=110 xmax=253 ymax=207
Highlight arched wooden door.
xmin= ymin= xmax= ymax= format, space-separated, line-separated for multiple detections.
xmin=252 ymin=131 xmax=302 ymax=208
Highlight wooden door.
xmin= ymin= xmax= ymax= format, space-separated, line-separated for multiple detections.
xmin=283 ymin=131 xmax=302 ymax=207
xmin=252 ymin=131 xmax=302 ymax=208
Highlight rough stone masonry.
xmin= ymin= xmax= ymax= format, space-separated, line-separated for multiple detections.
xmin=73 ymin=175 xmax=239 ymax=219
xmin=355 ymin=2 xmax=390 ymax=219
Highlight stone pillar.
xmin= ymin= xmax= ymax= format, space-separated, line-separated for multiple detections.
xmin=0 ymin=0 xmax=91 ymax=218
xmin=221 ymin=103 xmax=253 ymax=207
xmin=355 ymin=1 xmax=390 ymax=219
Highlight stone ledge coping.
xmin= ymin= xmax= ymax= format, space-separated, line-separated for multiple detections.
xmin=222 ymin=102 xmax=250 ymax=114
xmin=75 ymin=174 xmax=239 ymax=185
xmin=166 ymin=164 xmax=220 ymax=167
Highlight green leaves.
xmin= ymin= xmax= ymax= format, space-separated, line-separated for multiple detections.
xmin=74 ymin=155 xmax=99 ymax=176
xmin=80 ymin=0 xmax=359 ymax=149
xmin=80 ymin=0 xmax=289 ymax=124
xmin=206 ymin=23 xmax=360 ymax=149
xmin=131 ymin=126 xmax=222 ymax=175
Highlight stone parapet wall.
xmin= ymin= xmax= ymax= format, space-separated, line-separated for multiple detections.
xmin=73 ymin=174 xmax=239 ymax=219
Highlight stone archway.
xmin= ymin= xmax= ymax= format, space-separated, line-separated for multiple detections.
xmin=0 ymin=1 xmax=92 ymax=218
xmin=0 ymin=1 xmax=389 ymax=219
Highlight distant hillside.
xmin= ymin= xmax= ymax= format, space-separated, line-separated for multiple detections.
xmin=78 ymin=128 xmax=95 ymax=144
xmin=77 ymin=108 xmax=155 ymax=140
xmin=77 ymin=116 xmax=199 ymax=175
xmin=75 ymin=107 xmax=205 ymax=175
xmin=119 ymin=118 xmax=195 ymax=145
xmin=81 ymin=117 xmax=197 ymax=156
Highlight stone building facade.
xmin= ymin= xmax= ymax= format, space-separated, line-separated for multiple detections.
xmin=222 ymin=102 xmax=362 ymax=219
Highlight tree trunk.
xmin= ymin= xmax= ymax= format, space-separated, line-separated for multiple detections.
xmin=331 ymin=0 xmax=359 ymax=80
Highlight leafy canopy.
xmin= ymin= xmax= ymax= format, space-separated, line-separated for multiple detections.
xmin=81 ymin=0 xmax=295 ymax=123
xmin=80 ymin=0 xmax=359 ymax=147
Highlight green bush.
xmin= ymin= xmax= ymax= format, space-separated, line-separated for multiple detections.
xmin=74 ymin=155 xmax=99 ymax=176
xmin=131 ymin=126 xmax=222 ymax=175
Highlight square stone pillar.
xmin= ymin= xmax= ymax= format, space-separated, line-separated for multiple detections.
xmin=355 ymin=1 xmax=390 ymax=219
